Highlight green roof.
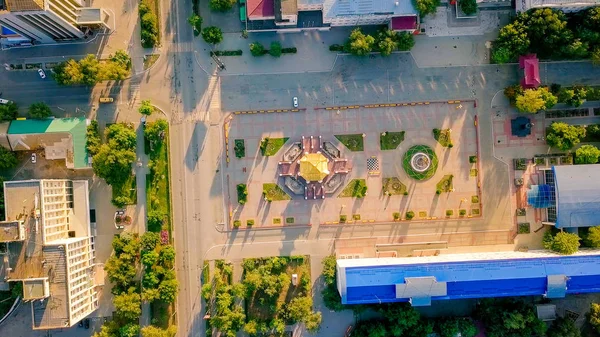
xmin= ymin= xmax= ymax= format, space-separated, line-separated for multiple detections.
xmin=8 ymin=118 xmax=89 ymax=169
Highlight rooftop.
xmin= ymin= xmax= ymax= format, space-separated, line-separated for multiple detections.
xmin=338 ymin=251 xmax=600 ymax=305
xmin=0 ymin=221 xmax=22 ymax=242
xmin=32 ymin=245 xmax=69 ymax=329
xmin=553 ymin=164 xmax=600 ymax=228
xmin=7 ymin=118 xmax=88 ymax=169
xmin=518 ymin=0 xmax=600 ymax=10
xmin=321 ymin=0 xmax=417 ymax=21
xmin=5 ymin=0 xmax=44 ymax=11
xmin=391 ymin=16 xmax=417 ymax=30
xmin=248 ymin=0 xmax=274 ymax=18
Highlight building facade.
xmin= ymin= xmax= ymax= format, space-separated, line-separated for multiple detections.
xmin=1 ymin=179 xmax=101 ymax=329
xmin=0 ymin=0 xmax=110 ymax=46
xmin=516 ymin=0 xmax=600 ymax=12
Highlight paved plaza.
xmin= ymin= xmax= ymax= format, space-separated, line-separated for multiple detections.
xmin=225 ymin=103 xmax=482 ymax=228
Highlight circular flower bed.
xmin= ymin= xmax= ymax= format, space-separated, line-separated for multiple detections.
xmin=402 ymin=145 xmax=438 ymax=180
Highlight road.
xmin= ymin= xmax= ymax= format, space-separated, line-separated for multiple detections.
xmin=2 ymin=2 xmax=600 ymax=336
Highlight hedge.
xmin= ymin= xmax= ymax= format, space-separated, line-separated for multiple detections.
xmin=210 ymin=50 xmax=243 ymax=56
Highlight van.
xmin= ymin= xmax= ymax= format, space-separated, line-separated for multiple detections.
xmin=99 ymin=97 xmax=114 ymax=103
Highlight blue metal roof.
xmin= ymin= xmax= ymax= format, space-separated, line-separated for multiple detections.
xmin=553 ymin=164 xmax=600 ymax=228
xmin=338 ymin=254 xmax=600 ymax=305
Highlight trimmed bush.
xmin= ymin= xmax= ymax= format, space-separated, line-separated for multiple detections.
xmin=211 ymin=50 xmax=243 ymax=56
xmin=406 ymin=211 xmax=415 ymax=220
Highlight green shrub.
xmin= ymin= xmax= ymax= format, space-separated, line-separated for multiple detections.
xmin=406 ymin=211 xmax=415 ymax=220
xmin=469 ymin=155 xmax=477 ymax=163
xmin=211 ymin=50 xmax=243 ymax=56
xmin=269 ymin=41 xmax=282 ymax=57
xmin=459 ymin=209 xmax=467 ymax=216
xmin=329 ymin=44 xmax=344 ymax=52
xmin=393 ymin=212 xmax=400 ymax=220
xmin=237 ymin=184 xmax=248 ymax=205
xmin=250 ymin=42 xmax=266 ymax=56
xmin=247 ymin=219 xmax=254 ymax=226
xmin=340 ymin=215 xmax=347 ymax=223
xmin=233 ymin=220 xmax=241 ymax=228
xmin=281 ymin=47 xmax=297 ymax=54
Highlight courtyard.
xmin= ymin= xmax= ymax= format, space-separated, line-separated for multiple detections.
xmin=225 ymin=102 xmax=482 ymax=228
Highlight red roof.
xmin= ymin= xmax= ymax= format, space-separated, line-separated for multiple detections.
xmin=519 ymin=54 xmax=540 ymax=89
xmin=391 ymin=16 xmax=417 ymax=31
xmin=247 ymin=0 xmax=274 ymax=18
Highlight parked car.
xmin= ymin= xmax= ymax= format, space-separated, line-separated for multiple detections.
xmin=31 ymin=153 xmax=37 ymax=163
xmin=37 ymin=69 xmax=46 ymax=79
xmin=78 ymin=320 xmax=84 ymax=328
xmin=0 ymin=98 xmax=11 ymax=104
xmin=84 ymin=319 xmax=90 ymax=329
xmin=99 ymin=97 xmax=114 ymax=103
xmin=293 ymin=96 xmax=298 ymax=108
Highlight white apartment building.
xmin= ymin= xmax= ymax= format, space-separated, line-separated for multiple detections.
xmin=516 ymin=0 xmax=600 ymax=12
xmin=1 ymin=179 xmax=102 ymax=329
xmin=0 ymin=0 xmax=110 ymax=45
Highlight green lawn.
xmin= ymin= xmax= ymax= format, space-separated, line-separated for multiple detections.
xmin=433 ymin=128 xmax=453 ymax=147
xmin=436 ymin=175 xmax=454 ymax=193
xmin=112 ymin=175 xmax=137 ymax=204
xmin=380 ymin=131 xmax=405 ymax=150
xmin=143 ymin=54 xmax=160 ymax=70
xmin=260 ymin=137 xmax=289 ymax=156
xmin=382 ymin=177 xmax=407 ymax=195
xmin=145 ymin=121 xmax=171 ymax=233
xmin=335 ymin=134 xmax=364 ymax=151
xmin=402 ymin=145 xmax=438 ymax=181
xmin=263 ymin=183 xmax=291 ymax=201
xmin=339 ymin=179 xmax=368 ymax=198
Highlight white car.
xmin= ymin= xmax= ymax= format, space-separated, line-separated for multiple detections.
xmin=0 ymin=98 xmax=10 ymax=105
xmin=31 ymin=153 xmax=37 ymax=163
xmin=37 ymin=69 xmax=46 ymax=79
xmin=293 ymin=96 xmax=298 ymax=108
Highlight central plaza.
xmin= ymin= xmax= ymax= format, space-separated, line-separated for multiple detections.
xmin=225 ymin=102 xmax=482 ymax=228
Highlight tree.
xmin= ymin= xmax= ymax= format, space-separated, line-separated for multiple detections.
xmin=590 ymin=303 xmax=600 ymax=333
xmin=53 ymin=59 xmax=84 ymax=85
xmin=504 ymin=84 xmax=524 ymax=105
xmin=285 ymin=296 xmax=313 ymax=322
xmin=105 ymin=255 xmax=137 ymax=287
xmin=158 ymin=245 xmax=175 ymax=267
xmin=593 ymin=48 xmax=600 ymax=66
xmin=584 ymin=226 xmax=600 ymax=248
xmin=141 ymin=232 xmax=160 ymax=251
xmin=493 ymin=21 xmax=530 ymax=63
xmin=413 ymin=0 xmax=440 ymax=16
xmin=188 ymin=14 xmax=203 ymax=36
xmin=250 ymin=42 xmax=265 ymax=56
xmin=491 ymin=46 xmax=513 ymax=64
xmin=547 ymin=316 xmax=581 ymax=337
xmin=202 ymin=26 xmax=223 ymax=44
xmin=345 ymin=28 xmax=375 ymax=56
xmin=565 ymin=87 xmax=587 ymax=107
xmin=269 ymin=41 xmax=282 ymax=57
xmin=562 ymin=39 xmax=589 ymax=59
xmin=93 ymin=123 xmax=136 ymax=186
xmin=515 ymin=87 xmax=557 ymax=113
xmin=305 ymin=312 xmax=322 ymax=333
xmin=86 ymin=120 xmax=101 ymax=156
xmin=143 ymin=270 xmax=160 ymax=288
xmin=140 ymin=325 xmax=177 ymax=337
xmin=92 ymin=321 xmax=120 ymax=337
xmin=119 ymin=323 xmax=141 ymax=337
xmin=521 ymin=8 xmax=573 ymax=59
xmin=460 ymin=0 xmax=477 ymax=15
xmin=158 ymin=278 xmax=179 ymax=303
xmin=322 ymin=255 xmax=336 ymax=285
xmin=111 ymin=49 xmax=132 ymax=71
xmin=78 ymin=54 xmax=102 ymax=86
xmin=145 ymin=119 xmax=168 ymax=147
xmin=475 ymin=299 xmax=546 ymax=337
xmin=396 ymin=31 xmax=415 ymax=51
xmin=575 ymin=144 xmax=600 ymax=164
xmin=377 ymin=36 xmax=397 ymax=56
xmin=147 ymin=210 xmax=166 ymax=232
xmin=142 ymin=250 xmax=159 ymax=267
xmin=550 ymin=231 xmax=580 ymax=255
xmin=113 ymin=287 xmax=142 ymax=321
xmin=28 ymin=102 xmax=52 ymax=119
xmin=0 ymin=147 xmax=18 ymax=170
xmin=0 ymin=102 xmax=18 ymax=121
xmin=139 ymin=99 xmax=154 ymax=116
xmin=209 ymin=0 xmax=235 ymax=11
xmin=140 ymin=9 xmax=159 ymax=48
xmin=546 ymin=122 xmax=586 ymax=151
xmin=378 ymin=303 xmax=421 ymax=335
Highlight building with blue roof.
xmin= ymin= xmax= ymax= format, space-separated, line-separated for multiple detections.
xmin=336 ymin=251 xmax=600 ymax=306
xmin=527 ymin=164 xmax=600 ymax=228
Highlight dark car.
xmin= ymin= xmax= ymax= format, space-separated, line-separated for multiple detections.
xmin=78 ymin=320 xmax=83 ymax=328
xmin=84 ymin=319 xmax=90 ymax=329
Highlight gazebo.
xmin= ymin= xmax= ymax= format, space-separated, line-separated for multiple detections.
xmin=298 ymin=153 xmax=329 ymax=183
